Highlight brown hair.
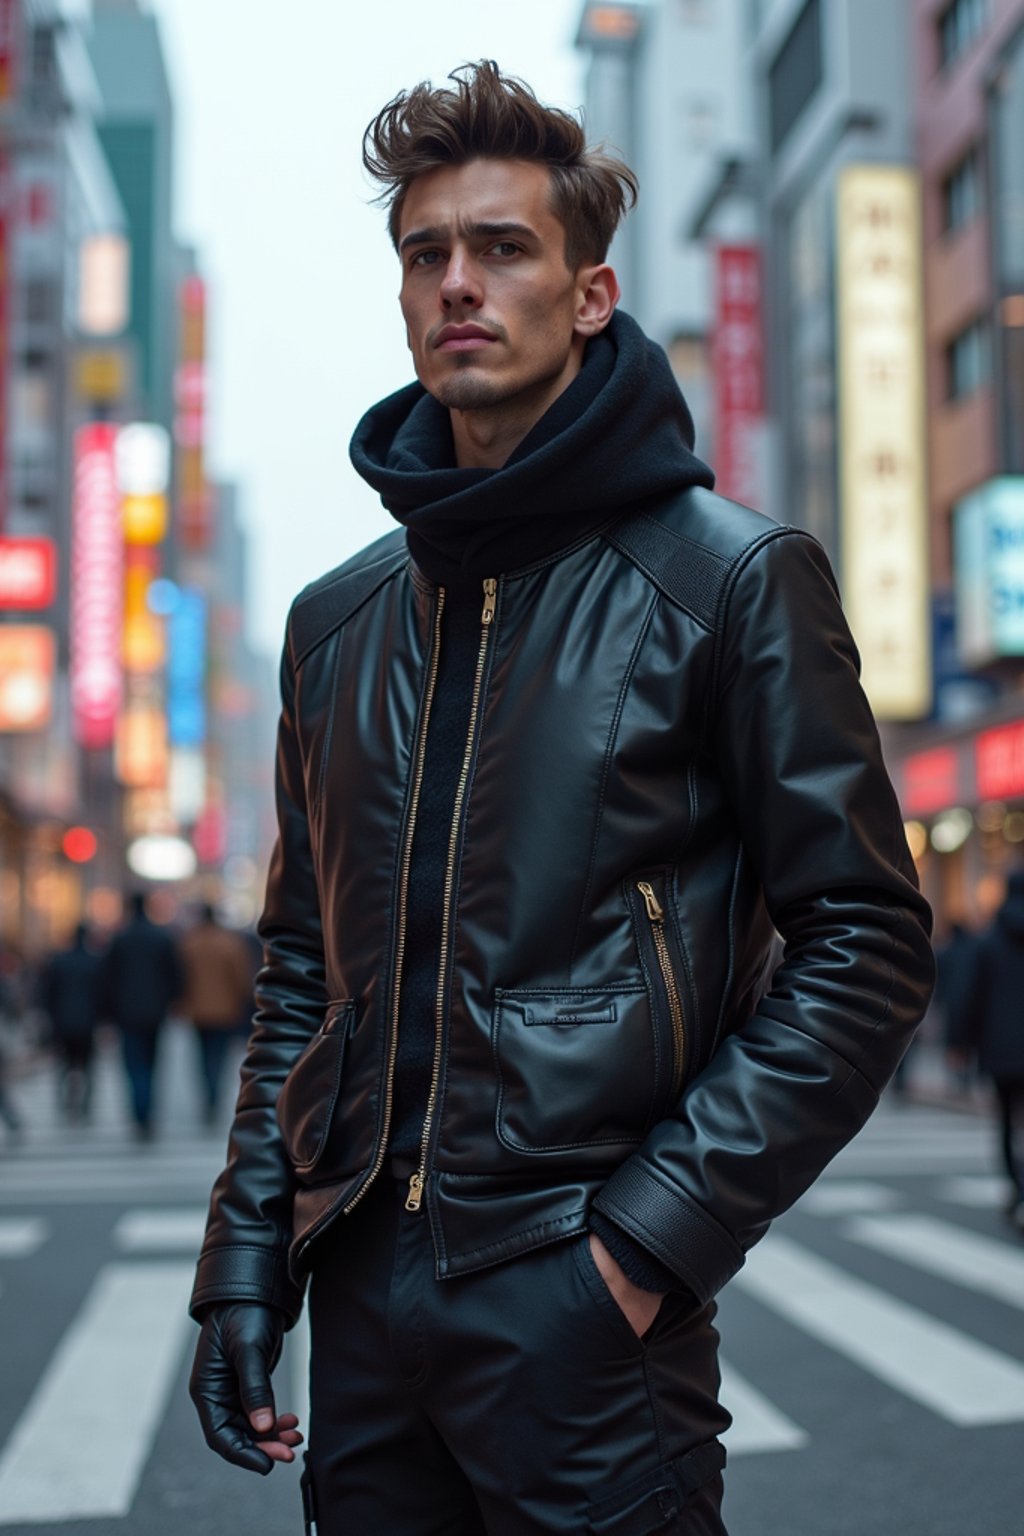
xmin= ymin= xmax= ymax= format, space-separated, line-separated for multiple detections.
xmin=362 ymin=61 xmax=638 ymax=270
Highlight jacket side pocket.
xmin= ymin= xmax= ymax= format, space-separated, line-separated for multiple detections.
xmin=276 ymin=1000 xmax=356 ymax=1176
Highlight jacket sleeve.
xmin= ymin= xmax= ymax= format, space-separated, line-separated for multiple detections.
xmin=593 ymin=529 xmax=935 ymax=1306
xmin=189 ymin=615 xmax=327 ymax=1325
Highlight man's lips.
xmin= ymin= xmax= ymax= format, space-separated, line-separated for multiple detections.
xmin=433 ymin=325 xmax=500 ymax=352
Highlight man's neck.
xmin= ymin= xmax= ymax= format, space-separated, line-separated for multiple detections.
xmin=449 ymin=355 xmax=583 ymax=470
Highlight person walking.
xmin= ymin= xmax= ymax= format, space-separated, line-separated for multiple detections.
xmin=179 ymin=903 xmax=254 ymax=1125
xmin=949 ymin=872 xmax=1024 ymax=1229
xmin=188 ymin=63 xmax=935 ymax=1534
xmin=103 ymin=891 xmax=182 ymax=1139
xmin=39 ymin=923 xmax=105 ymax=1123
xmin=0 ymin=945 xmax=24 ymax=1143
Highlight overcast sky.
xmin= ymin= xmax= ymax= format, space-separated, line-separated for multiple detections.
xmin=74 ymin=0 xmax=590 ymax=658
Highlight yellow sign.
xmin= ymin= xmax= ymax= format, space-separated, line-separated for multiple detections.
xmin=75 ymin=350 xmax=126 ymax=402
xmin=122 ymin=493 xmax=167 ymax=545
xmin=836 ymin=166 xmax=931 ymax=720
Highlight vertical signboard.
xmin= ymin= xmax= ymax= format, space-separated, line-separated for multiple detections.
xmin=175 ymin=276 xmax=210 ymax=550
xmin=713 ymin=245 xmax=763 ymax=506
xmin=70 ymin=423 xmax=123 ymax=748
xmin=0 ymin=150 xmax=10 ymax=531
xmin=836 ymin=166 xmax=930 ymax=719
xmin=0 ymin=0 xmax=18 ymax=103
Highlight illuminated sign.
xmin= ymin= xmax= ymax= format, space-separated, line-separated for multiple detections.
xmin=0 ymin=625 xmax=56 ymax=732
xmin=954 ymin=478 xmax=1024 ymax=666
xmin=0 ymin=0 xmax=17 ymax=103
xmin=902 ymin=747 xmax=961 ymax=816
xmin=977 ymin=722 xmax=1024 ymax=802
xmin=713 ymin=245 xmax=763 ymax=506
xmin=0 ymin=151 xmax=10 ymax=527
xmin=836 ymin=166 xmax=930 ymax=720
xmin=78 ymin=234 xmax=130 ymax=336
xmin=167 ymin=587 xmax=207 ymax=746
xmin=115 ymin=674 xmax=168 ymax=789
xmin=71 ymin=423 xmax=123 ymax=748
xmin=117 ymin=423 xmax=170 ymax=494
xmin=0 ymin=537 xmax=56 ymax=608
xmin=578 ymin=2 xmax=641 ymax=45
xmin=175 ymin=276 xmax=212 ymax=550
xmin=122 ymin=549 xmax=165 ymax=673
xmin=75 ymin=349 xmax=127 ymax=403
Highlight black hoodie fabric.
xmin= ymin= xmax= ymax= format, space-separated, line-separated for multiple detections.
xmin=348 ymin=310 xmax=713 ymax=1293
xmin=350 ymin=308 xmax=714 ymax=584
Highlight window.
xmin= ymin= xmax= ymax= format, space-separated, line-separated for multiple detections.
xmin=945 ymin=319 xmax=991 ymax=400
xmin=768 ymin=0 xmax=823 ymax=155
xmin=938 ymin=0 xmax=988 ymax=71
xmin=942 ymin=147 xmax=983 ymax=234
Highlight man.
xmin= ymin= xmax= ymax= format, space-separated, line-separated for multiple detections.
xmin=40 ymin=923 xmax=105 ymax=1123
xmin=948 ymin=872 xmax=1024 ymax=1230
xmin=103 ymin=891 xmax=182 ymax=1139
xmin=189 ymin=63 xmax=934 ymax=1534
xmin=178 ymin=902 xmax=254 ymax=1125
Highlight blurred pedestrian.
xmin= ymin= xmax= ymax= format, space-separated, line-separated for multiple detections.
xmin=0 ymin=944 xmax=24 ymax=1142
xmin=936 ymin=919 xmax=978 ymax=1094
xmin=179 ymin=903 xmax=253 ymax=1125
xmin=102 ymin=891 xmax=183 ymax=1139
xmin=952 ymin=872 xmax=1024 ymax=1230
xmin=39 ymin=923 xmax=104 ymax=1123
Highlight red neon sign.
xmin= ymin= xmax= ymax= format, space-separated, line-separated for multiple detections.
xmin=0 ymin=537 xmax=56 ymax=608
xmin=977 ymin=722 xmax=1024 ymax=803
xmin=71 ymin=423 xmax=123 ymax=749
xmin=902 ymin=747 xmax=960 ymax=816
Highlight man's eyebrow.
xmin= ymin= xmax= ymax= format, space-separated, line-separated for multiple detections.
xmin=398 ymin=220 xmax=538 ymax=253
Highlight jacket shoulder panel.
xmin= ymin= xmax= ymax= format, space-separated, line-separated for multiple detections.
xmin=605 ymin=486 xmax=786 ymax=632
xmin=289 ymin=529 xmax=408 ymax=667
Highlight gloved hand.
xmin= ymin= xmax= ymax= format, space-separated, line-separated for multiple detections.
xmin=189 ymin=1301 xmax=302 ymax=1474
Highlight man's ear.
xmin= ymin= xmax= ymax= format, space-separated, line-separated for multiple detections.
xmin=573 ymin=264 xmax=620 ymax=338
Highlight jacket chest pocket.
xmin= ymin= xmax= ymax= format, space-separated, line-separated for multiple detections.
xmin=276 ymin=1000 xmax=357 ymax=1176
xmin=493 ymin=986 xmax=657 ymax=1153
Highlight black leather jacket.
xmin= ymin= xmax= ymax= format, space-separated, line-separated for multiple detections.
xmin=190 ymin=487 xmax=933 ymax=1324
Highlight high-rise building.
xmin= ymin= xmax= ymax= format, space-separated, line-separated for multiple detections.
xmin=576 ymin=0 xmax=750 ymax=453
xmin=84 ymin=0 xmax=175 ymax=431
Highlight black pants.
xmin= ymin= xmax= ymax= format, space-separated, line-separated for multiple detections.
xmin=994 ymin=1076 xmax=1024 ymax=1197
xmin=305 ymin=1173 xmax=730 ymax=1535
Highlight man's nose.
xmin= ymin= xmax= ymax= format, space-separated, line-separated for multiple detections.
xmin=439 ymin=250 xmax=482 ymax=310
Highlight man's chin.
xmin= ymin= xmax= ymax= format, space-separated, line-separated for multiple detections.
xmin=431 ymin=370 xmax=510 ymax=413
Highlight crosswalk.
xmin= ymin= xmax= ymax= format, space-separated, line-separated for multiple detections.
xmin=0 ymin=1097 xmax=1021 ymax=1525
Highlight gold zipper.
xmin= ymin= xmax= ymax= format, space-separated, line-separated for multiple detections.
xmin=637 ymin=880 xmax=686 ymax=1099
xmin=342 ymin=588 xmax=446 ymax=1216
xmin=406 ymin=577 xmax=496 ymax=1213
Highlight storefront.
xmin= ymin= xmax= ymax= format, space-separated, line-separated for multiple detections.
xmin=894 ymin=714 xmax=1024 ymax=935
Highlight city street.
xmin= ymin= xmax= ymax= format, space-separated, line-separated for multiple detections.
xmin=0 ymin=1041 xmax=1020 ymax=1535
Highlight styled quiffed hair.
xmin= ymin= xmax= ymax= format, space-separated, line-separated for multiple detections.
xmin=363 ymin=61 xmax=638 ymax=271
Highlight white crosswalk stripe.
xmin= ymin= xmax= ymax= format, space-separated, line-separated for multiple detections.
xmin=113 ymin=1209 xmax=208 ymax=1253
xmin=797 ymin=1181 xmax=902 ymax=1216
xmin=733 ymin=1231 xmax=1024 ymax=1426
xmin=0 ymin=1217 xmax=49 ymax=1257
xmin=846 ymin=1213 xmax=1024 ymax=1311
xmin=0 ymin=1261 xmax=195 ymax=1524
xmin=719 ymin=1362 xmax=808 ymax=1455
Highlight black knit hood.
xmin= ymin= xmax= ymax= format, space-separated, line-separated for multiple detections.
xmin=349 ymin=309 xmax=714 ymax=584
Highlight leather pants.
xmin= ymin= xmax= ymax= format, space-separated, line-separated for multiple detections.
xmin=303 ymin=1171 xmax=731 ymax=1534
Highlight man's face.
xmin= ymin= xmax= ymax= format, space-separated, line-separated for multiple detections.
xmin=397 ymin=158 xmax=591 ymax=414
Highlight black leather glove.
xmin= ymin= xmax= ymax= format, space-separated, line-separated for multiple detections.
xmin=189 ymin=1301 xmax=286 ymax=1474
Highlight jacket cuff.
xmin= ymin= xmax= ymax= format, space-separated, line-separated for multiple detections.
xmin=189 ymin=1244 xmax=306 ymax=1327
xmin=593 ymin=1159 xmax=744 ymax=1306
xmin=589 ymin=1211 xmax=682 ymax=1295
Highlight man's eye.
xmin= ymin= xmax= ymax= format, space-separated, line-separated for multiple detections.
xmin=491 ymin=242 xmax=520 ymax=257
xmin=411 ymin=250 xmax=441 ymax=267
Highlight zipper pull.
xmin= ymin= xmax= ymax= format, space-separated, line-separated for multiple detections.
xmin=405 ymin=1172 xmax=425 ymax=1213
xmin=481 ymin=578 xmax=497 ymax=626
xmin=637 ymin=880 xmax=664 ymax=923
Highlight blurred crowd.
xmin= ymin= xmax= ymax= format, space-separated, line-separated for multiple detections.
xmin=0 ymin=894 xmax=260 ymax=1145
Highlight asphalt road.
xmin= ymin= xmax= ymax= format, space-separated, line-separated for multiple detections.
xmin=0 ymin=1027 xmax=1020 ymax=1536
